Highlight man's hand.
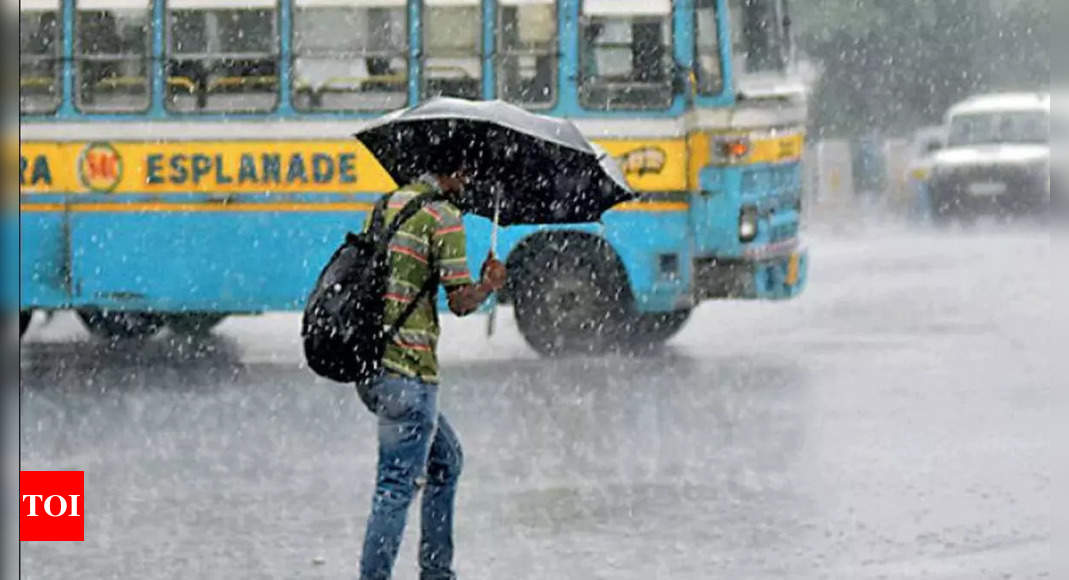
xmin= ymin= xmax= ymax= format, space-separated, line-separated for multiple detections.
xmin=480 ymin=256 xmax=506 ymax=292
xmin=447 ymin=254 xmax=507 ymax=316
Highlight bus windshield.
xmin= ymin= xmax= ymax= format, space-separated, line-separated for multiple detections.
xmin=948 ymin=111 xmax=1050 ymax=147
xmin=694 ymin=0 xmax=723 ymax=95
xmin=729 ymin=0 xmax=786 ymax=76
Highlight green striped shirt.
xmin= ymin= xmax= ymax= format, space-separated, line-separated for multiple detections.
xmin=369 ymin=176 xmax=473 ymax=383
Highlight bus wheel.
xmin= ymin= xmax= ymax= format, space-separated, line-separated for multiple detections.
xmin=20 ymin=311 xmax=32 ymax=338
xmin=512 ymin=236 xmax=629 ymax=357
xmin=618 ymin=309 xmax=692 ymax=351
xmin=77 ymin=310 xmax=164 ymax=340
xmin=164 ymin=314 xmax=227 ymax=336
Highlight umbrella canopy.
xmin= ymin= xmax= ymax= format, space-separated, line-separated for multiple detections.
xmin=354 ymin=97 xmax=635 ymax=225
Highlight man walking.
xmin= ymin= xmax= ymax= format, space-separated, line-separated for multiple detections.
xmin=356 ymin=151 xmax=506 ymax=580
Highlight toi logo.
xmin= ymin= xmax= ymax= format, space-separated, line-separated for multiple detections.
xmin=20 ymin=471 xmax=84 ymax=541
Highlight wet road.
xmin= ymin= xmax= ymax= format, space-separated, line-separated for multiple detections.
xmin=20 ymin=226 xmax=1052 ymax=579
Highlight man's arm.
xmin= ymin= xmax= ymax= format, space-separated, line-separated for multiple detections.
xmin=428 ymin=201 xmax=506 ymax=316
xmin=447 ymin=258 xmax=506 ymax=316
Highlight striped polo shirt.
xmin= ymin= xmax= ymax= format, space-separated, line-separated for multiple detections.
xmin=371 ymin=175 xmax=473 ymax=383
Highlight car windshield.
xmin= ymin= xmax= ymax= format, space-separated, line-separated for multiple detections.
xmin=947 ymin=111 xmax=1049 ymax=147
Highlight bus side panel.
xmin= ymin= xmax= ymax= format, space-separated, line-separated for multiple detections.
xmin=602 ymin=209 xmax=693 ymax=313
xmin=68 ymin=210 xmax=368 ymax=312
xmin=20 ymin=209 xmax=70 ymax=309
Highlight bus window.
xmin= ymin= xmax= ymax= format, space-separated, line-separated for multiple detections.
xmin=729 ymin=0 xmax=784 ymax=76
xmin=579 ymin=0 xmax=673 ymax=111
xmin=694 ymin=0 xmax=723 ymax=95
xmin=292 ymin=0 xmax=407 ymax=112
xmin=166 ymin=0 xmax=279 ymax=113
xmin=20 ymin=1 xmax=61 ymax=114
xmin=496 ymin=0 xmax=557 ymax=108
xmin=422 ymin=0 xmax=482 ymax=100
xmin=75 ymin=0 xmax=152 ymax=112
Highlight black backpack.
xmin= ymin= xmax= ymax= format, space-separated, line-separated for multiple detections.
xmin=301 ymin=191 xmax=445 ymax=384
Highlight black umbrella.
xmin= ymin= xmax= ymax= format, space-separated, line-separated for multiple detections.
xmin=353 ymin=97 xmax=634 ymax=227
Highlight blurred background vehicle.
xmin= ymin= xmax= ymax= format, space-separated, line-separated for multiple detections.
xmin=922 ymin=92 xmax=1050 ymax=224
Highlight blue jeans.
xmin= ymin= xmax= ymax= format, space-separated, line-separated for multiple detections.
xmin=356 ymin=373 xmax=463 ymax=580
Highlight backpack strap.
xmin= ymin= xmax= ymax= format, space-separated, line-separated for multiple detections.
xmin=366 ymin=192 xmax=394 ymax=242
xmin=378 ymin=192 xmax=451 ymax=343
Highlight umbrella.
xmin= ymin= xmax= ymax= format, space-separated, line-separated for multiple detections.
xmin=353 ymin=97 xmax=635 ymax=226
xmin=355 ymin=98 xmax=635 ymax=337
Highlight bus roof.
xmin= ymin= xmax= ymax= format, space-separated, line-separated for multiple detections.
xmin=948 ymin=93 xmax=1051 ymax=118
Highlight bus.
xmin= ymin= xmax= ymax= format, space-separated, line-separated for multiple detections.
xmin=19 ymin=0 xmax=808 ymax=356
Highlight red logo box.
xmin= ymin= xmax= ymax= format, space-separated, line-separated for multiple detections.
xmin=20 ymin=471 xmax=84 ymax=541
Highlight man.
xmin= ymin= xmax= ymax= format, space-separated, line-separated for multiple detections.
xmin=356 ymin=151 xmax=506 ymax=580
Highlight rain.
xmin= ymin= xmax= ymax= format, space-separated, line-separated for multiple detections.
xmin=11 ymin=0 xmax=1057 ymax=579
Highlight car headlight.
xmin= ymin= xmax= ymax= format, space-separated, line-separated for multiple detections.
xmin=739 ymin=206 xmax=758 ymax=242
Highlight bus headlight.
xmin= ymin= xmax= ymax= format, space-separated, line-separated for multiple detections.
xmin=739 ymin=206 xmax=759 ymax=242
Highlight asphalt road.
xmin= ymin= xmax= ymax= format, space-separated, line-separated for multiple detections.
xmin=19 ymin=225 xmax=1053 ymax=579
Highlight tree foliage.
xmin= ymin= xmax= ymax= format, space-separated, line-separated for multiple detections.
xmin=797 ymin=0 xmax=1050 ymax=138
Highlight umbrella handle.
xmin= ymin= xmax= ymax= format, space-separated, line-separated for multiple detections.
xmin=490 ymin=188 xmax=501 ymax=256
xmin=487 ymin=190 xmax=500 ymax=338
xmin=485 ymin=248 xmax=497 ymax=337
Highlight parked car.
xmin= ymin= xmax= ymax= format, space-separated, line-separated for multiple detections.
xmin=924 ymin=92 xmax=1050 ymax=222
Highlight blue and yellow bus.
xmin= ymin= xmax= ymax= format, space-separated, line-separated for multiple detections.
xmin=19 ymin=0 xmax=808 ymax=355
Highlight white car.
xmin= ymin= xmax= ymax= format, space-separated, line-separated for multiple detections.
xmin=1052 ymin=90 xmax=1067 ymax=215
xmin=925 ymin=92 xmax=1050 ymax=222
